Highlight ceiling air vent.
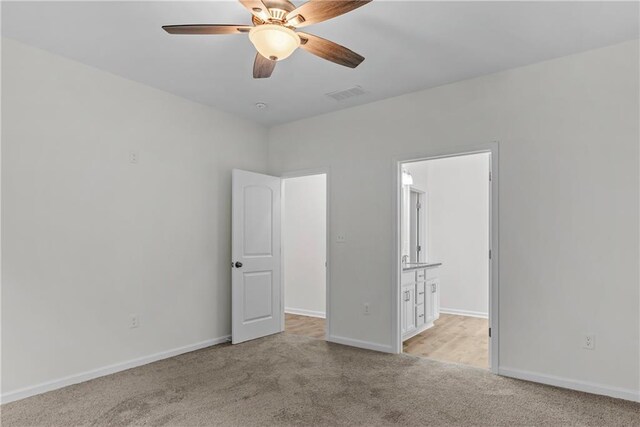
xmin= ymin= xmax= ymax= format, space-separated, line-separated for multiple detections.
xmin=325 ymin=86 xmax=367 ymax=102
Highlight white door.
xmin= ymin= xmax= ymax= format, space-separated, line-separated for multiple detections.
xmin=232 ymin=169 xmax=282 ymax=344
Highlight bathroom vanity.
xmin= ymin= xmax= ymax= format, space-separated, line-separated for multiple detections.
xmin=400 ymin=176 xmax=442 ymax=341
xmin=401 ymin=263 xmax=442 ymax=340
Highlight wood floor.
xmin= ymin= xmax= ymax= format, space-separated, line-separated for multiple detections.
xmin=403 ymin=313 xmax=488 ymax=369
xmin=285 ymin=313 xmax=326 ymax=339
xmin=286 ymin=312 xmax=488 ymax=369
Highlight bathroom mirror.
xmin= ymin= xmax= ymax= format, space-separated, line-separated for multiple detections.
xmin=401 ymin=186 xmax=427 ymax=264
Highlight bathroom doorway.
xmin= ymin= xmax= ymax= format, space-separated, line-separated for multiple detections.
xmin=394 ymin=147 xmax=498 ymax=372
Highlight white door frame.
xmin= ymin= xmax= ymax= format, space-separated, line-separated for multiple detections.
xmin=279 ymin=167 xmax=331 ymax=340
xmin=392 ymin=143 xmax=499 ymax=374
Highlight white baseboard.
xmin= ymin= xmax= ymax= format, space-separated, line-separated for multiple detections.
xmin=285 ymin=307 xmax=326 ymax=319
xmin=327 ymin=334 xmax=394 ymax=354
xmin=1 ymin=335 xmax=231 ymax=405
xmin=440 ymin=307 xmax=488 ymax=319
xmin=499 ymin=367 xmax=640 ymax=403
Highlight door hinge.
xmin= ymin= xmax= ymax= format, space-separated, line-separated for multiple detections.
xmin=416 ymin=201 xmax=422 ymax=209
xmin=489 ymin=171 xmax=492 ymax=182
xmin=417 ymin=245 xmax=422 ymax=253
xmin=489 ymin=327 xmax=492 ymax=338
xmin=489 ymin=249 xmax=492 ymax=259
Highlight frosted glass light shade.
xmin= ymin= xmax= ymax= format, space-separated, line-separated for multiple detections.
xmin=249 ymin=24 xmax=300 ymax=61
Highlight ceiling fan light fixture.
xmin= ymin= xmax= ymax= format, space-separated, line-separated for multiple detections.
xmin=164 ymin=0 xmax=371 ymax=78
xmin=249 ymin=24 xmax=300 ymax=61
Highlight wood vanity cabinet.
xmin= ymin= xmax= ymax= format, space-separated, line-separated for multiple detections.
xmin=401 ymin=266 xmax=440 ymax=341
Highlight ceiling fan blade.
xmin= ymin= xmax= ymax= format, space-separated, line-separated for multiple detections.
xmin=286 ymin=0 xmax=371 ymax=28
xmin=298 ymin=32 xmax=364 ymax=68
xmin=253 ymin=53 xmax=276 ymax=78
xmin=163 ymin=24 xmax=252 ymax=35
xmin=239 ymin=0 xmax=272 ymax=22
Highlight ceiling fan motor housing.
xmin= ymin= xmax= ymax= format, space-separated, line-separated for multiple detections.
xmin=268 ymin=8 xmax=287 ymax=22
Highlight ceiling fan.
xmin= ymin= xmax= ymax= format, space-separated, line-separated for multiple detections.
xmin=163 ymin=0 xmax=371 ymax=78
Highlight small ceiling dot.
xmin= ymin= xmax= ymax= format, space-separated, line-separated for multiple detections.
xmin=255 ymin=102 xmax=268 ymax=110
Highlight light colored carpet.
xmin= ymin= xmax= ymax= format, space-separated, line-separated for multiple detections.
xmin=2 ymin=334 xmax=638 ymax=426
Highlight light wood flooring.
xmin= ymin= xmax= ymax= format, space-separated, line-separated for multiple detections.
xmin=403 ymin=313 xmax=488 ymax=369
xmin=284 ymin=313 xmax=326 ymax=339
xmin=286 ymin=312 xmax=488 ymax=369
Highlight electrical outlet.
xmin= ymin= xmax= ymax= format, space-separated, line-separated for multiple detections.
xmin=336 ymin=233 xmax=346 ymax=243
xmin=363 ymin=303 xmax=370 ymax=315
xmin=129 ymin=151 xmax=139 ymax=164
xmin=130 ymin=314 xmax=140 ymax=329
xmin=583 ymin=334 xmax=595 ymax=350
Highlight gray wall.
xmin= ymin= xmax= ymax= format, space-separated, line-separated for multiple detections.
xmin=1 ymin=38 xmax=268 ymax=394
xmin=283 ymin=174 xmax=327 ymax=317
xmin=268 ymin=40 xmax=639 ymax=396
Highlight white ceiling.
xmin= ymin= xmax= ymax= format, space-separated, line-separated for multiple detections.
xmin=2 ymin=1 xmax=638 ymax=126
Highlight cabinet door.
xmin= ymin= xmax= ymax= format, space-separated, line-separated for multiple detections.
xmin=407 ymin=286 xmax=416 ymax=332
xmin=401 ymin=287 xmax=407 ymax=335
xmin=425 ymin=278 xmax=436 ymax=323
xmin=401 ymin=285 xmax=411 ymax=335
xmin=402 ymin=285 xmax=416 ymax=333
xmin=432 ymin=279 xmax=440 ymax=320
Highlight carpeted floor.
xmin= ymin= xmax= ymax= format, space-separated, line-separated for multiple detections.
xmin=2 ymin=334 xmax=638 ymax=426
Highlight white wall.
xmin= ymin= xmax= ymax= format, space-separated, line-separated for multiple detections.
xmin=268 ymin=40 xmax=640 ymax=399
xmin=283 ymin=174 xmax=326 ymax=317
xmin=406 ymin=154 xmax=490 ymax=318
xmin=1 ymin=39 xmax=268 ymax=396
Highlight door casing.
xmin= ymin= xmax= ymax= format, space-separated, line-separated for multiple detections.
xmin=392 ymin=143 xmax=500 ymax=374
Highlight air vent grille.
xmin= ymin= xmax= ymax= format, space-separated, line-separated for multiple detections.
xmin=325 ymin=86 xmax=367 ymax=102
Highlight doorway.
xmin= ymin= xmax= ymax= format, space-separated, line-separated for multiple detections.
xmin=394 ymin=147 xmax=498 ymax=372
xmin=231 ymin=169 xmax=329 ymax=345
xmin=282 ymin=173 xmax=328 ymax=340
